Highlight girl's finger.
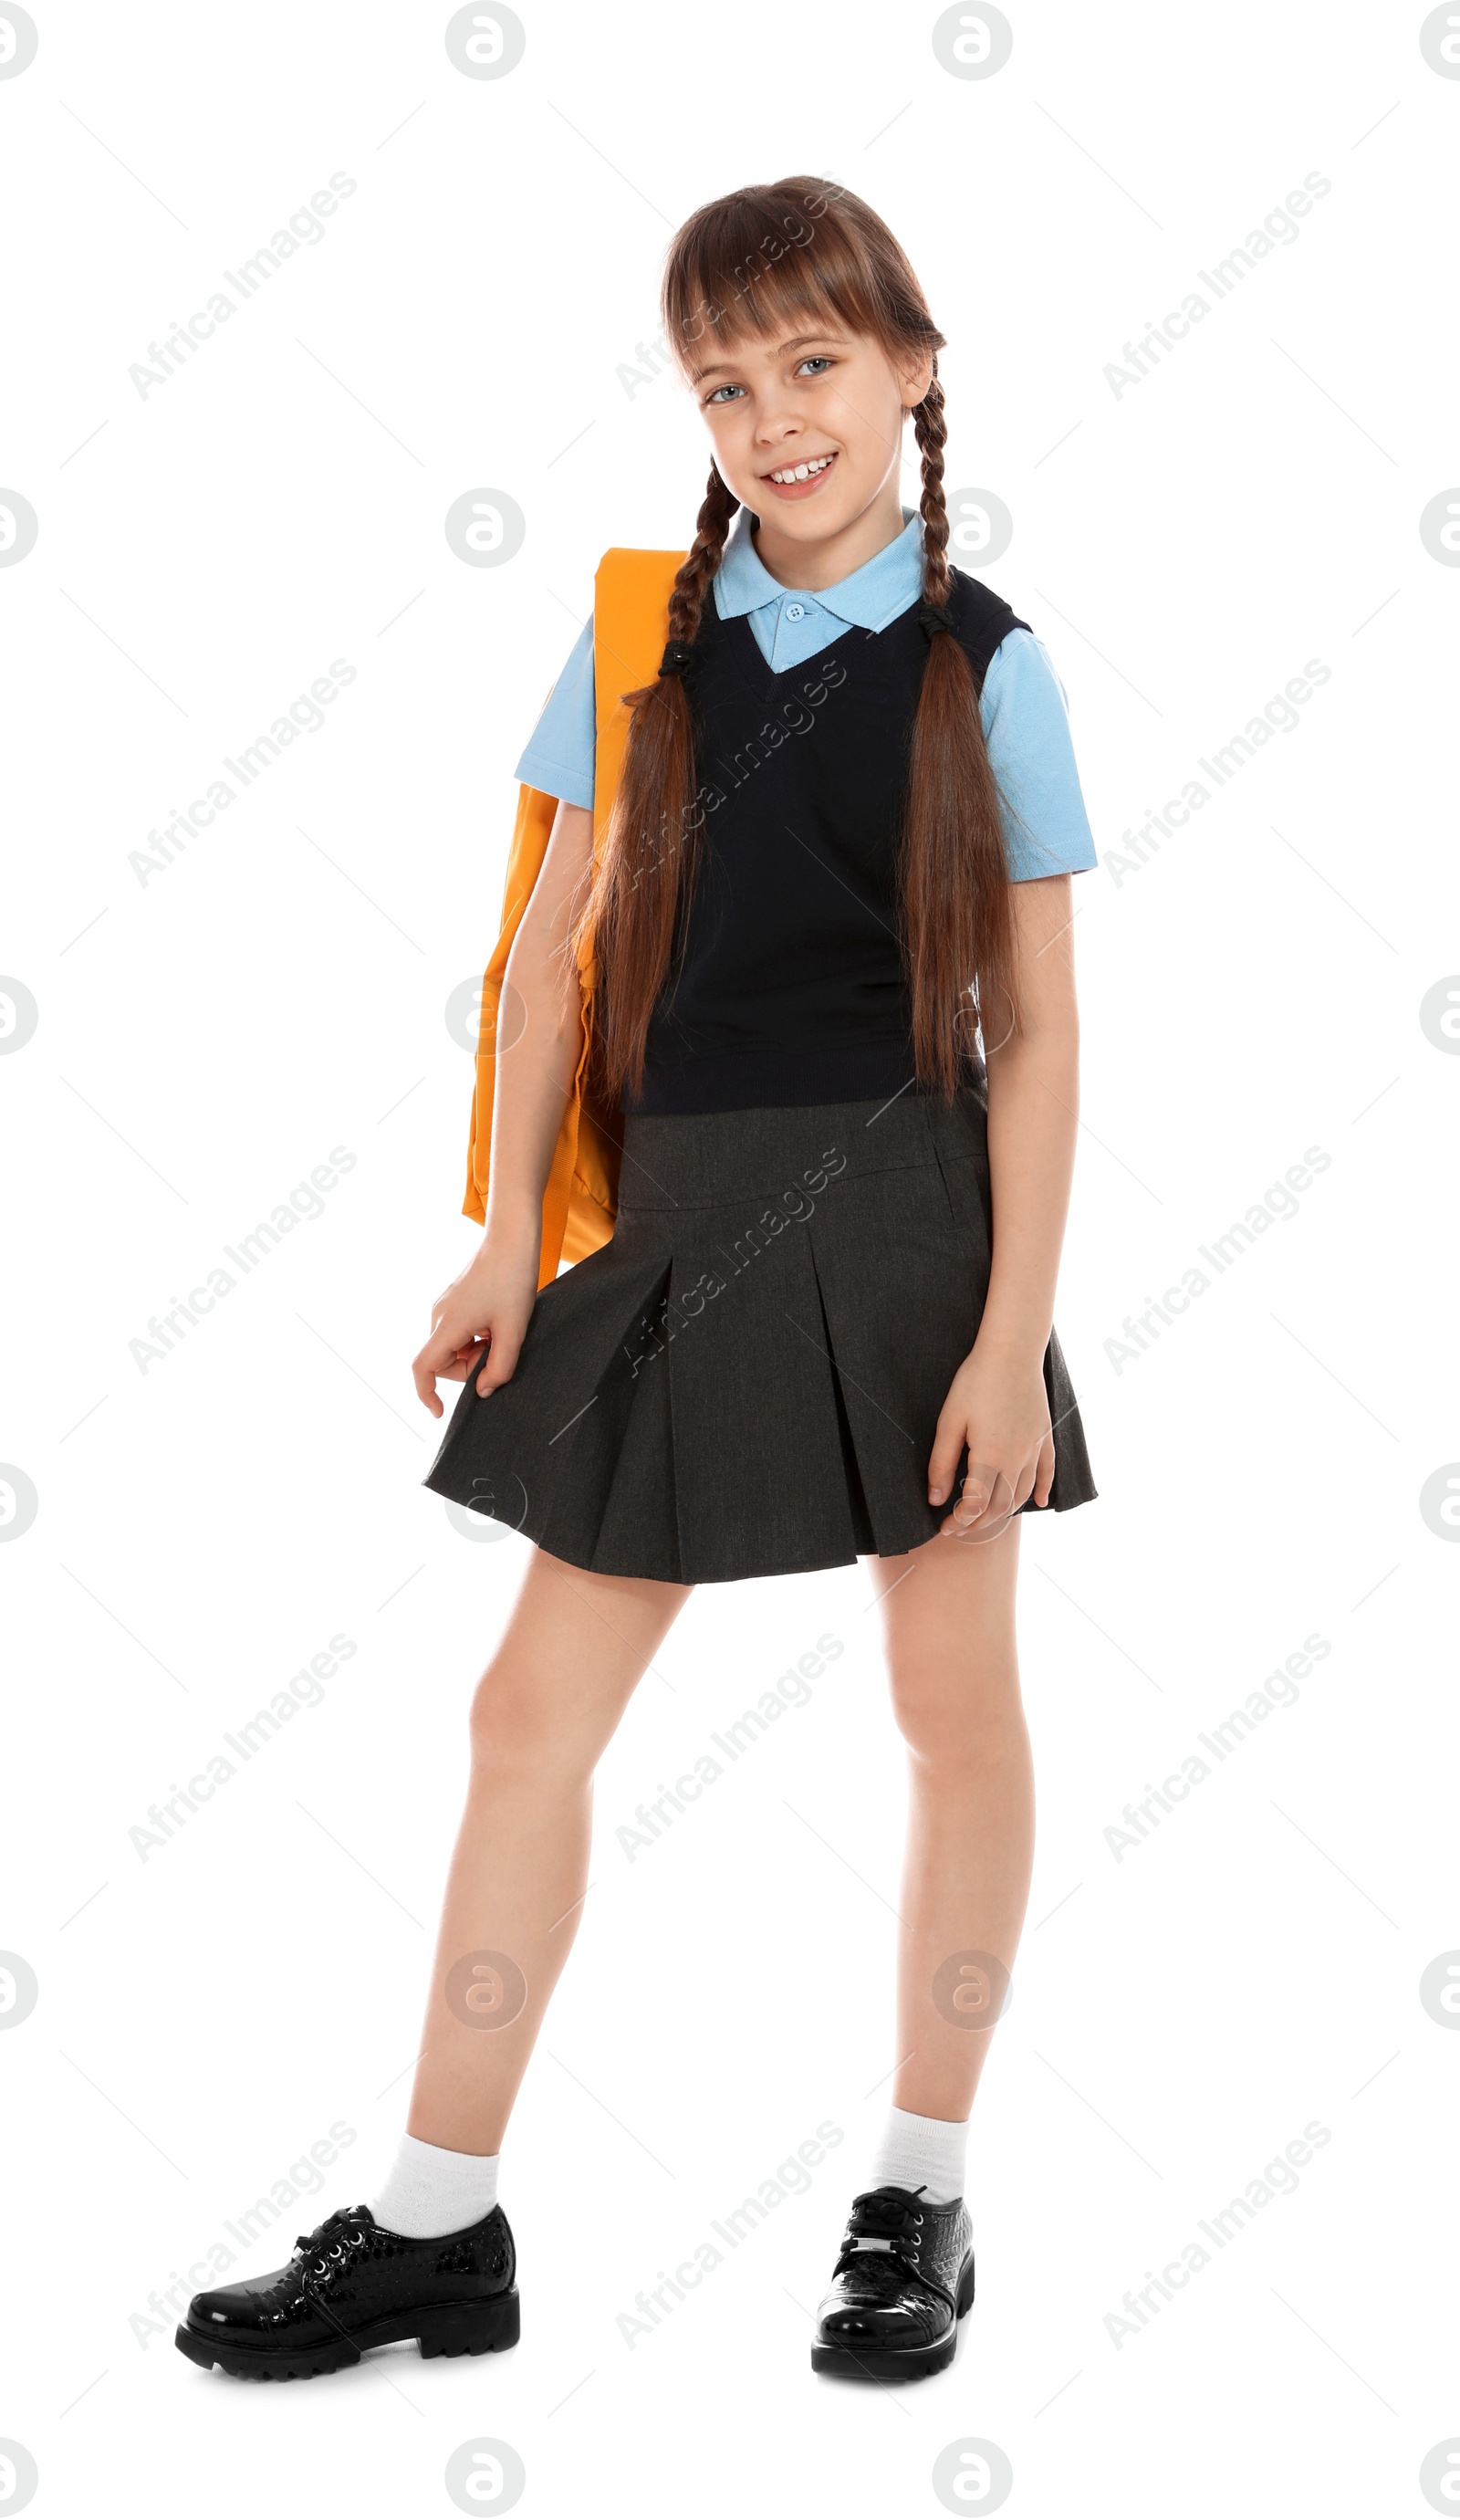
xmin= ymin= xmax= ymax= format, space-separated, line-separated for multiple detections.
xmin=944 ymin=1462 xmax=1017 ymax=1542
xmin=412 ymin=1327 xmax=490 ymax=1409
xmin=952 ymin=1464 xmax=996 ymax=1526
xmin=474 ymin=1334 xmax=522 ymax=1396
xmin=948 ymin=1459 xmax=1006 ymax=1533
xmin=1033 ymin=1434 xmax=1056 ymax=1508
xmin=926 ymin=1415 xmax=970 ymax=1504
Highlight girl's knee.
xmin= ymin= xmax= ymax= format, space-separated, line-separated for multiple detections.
xmin=470 ymin=1663 xmax=601 ymax=1783
xmin=885 ymin=1662 xmax=1026 ymax=1765
xmin=469 ymin=1664 xmax=566 ymax=1772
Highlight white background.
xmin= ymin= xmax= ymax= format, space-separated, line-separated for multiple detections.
xmin=3 ymin=2 xmax=1457 ymax=2515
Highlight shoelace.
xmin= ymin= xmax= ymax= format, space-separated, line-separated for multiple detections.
xmin=290 ymin=2206 xmax=371 ymax=2285
xmin=837 ymin=2190 xmax=923 ymax=2261
xmin=832 ymin=2188 xmax=950 ymax=2304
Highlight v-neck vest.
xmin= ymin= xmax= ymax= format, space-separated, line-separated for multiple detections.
xmin=627 ymin=565 xmax=1030 ymax=1113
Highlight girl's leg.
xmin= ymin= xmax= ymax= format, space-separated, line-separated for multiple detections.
xmin=406 ymin=1544 xmax=693 ymax=2156
xmin=873 ymin=1515 xmax=1031 ymax=2125
xmin=177 ymin=1544 xmax=690 ymax=2377
xmin=810 ymin=1521 xmax=1027 ymax=2379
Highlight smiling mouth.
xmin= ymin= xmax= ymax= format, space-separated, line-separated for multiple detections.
xmin=761 ymin=450 xmax=840 ymax=498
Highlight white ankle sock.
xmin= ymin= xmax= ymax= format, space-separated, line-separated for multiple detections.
xmin=369 ymin=2132 xmax=500 ymax=2238
xmin=867 ymin=2106 xmax=970 ymax=2206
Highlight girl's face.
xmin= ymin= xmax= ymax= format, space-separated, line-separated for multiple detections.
xmin=684 ymin=321 xmax=933 ymax=547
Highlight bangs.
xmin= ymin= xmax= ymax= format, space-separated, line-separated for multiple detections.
xmin=662 ymin=180 xmax=902 ymax=374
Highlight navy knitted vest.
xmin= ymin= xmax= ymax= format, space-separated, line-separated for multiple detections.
xmin=625 ymin=565 xmax=1030 ymax=1114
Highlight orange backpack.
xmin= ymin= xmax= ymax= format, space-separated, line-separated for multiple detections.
xmin=463 ymin=547 xmax=688 ymax=1286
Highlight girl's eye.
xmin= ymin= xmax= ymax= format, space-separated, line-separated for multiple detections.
xmin=704 ymin=356 xmax=836 ymax=405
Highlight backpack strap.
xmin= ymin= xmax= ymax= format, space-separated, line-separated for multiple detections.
xmin=555 ymin=548 xmax=687 ymax=1263
xmin=461 ymin=777 xmax=556 ymax=1232
xmin=462 ymin=548 xmax=689 ymax=1285
xmin=590 ymin=548 xmax=689 ymax=828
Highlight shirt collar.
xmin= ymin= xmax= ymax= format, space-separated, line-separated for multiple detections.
xmin=714 ymin=504 xmax=924 ymax=633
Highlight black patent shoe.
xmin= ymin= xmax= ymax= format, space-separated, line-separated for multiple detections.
xmin=811 ymin=2183 xmax=974 ymax=2381
xmin=174 ymin=2201 xmax=519 ymax=2379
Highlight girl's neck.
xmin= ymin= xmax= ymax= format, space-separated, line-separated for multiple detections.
xmin=746 ymin=483 xmax=913 ymax=594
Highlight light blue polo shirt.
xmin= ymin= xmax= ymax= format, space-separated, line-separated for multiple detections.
xmin=512 ymin=506 xmax=1098 ymax=882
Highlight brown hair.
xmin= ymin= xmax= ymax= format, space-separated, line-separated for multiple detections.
xmin=576 ymin=175 xmax=1019 ymax=1105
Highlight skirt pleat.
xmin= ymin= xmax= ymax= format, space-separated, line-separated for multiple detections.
xmin=422 ymin=1084 xmax=1097 ymax=1582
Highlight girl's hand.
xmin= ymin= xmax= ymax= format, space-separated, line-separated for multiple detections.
xmin=927 ymin=1342 xmax=1054 ymax=1540
xmin=412 ymin=1235 xmax=540 ymax=1417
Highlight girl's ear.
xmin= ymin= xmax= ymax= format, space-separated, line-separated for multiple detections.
xmin=897 ymin=345 xmax=936 ymax=410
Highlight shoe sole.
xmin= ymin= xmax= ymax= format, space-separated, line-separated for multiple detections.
xmin=810 ymin=2253 xmax=975 ymax=2382
xmin=174 ymin=2288 xmax=520 ymax=2380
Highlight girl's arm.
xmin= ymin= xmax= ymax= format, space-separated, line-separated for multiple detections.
xmin=927 ymin=871 xmax=1080 ymax=1530
xmin=412 ymin=799 xmax=597 ymax=1417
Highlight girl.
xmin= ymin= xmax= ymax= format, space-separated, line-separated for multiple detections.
xmin=177 ymin=176 xmax=1097 ymax=2388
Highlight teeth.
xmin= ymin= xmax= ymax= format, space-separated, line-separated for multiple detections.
xmin=769 ymin=455 xmax=834 ymax=484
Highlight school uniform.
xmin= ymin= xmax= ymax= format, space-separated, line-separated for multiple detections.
xmin=422 ymin=508 xmax=1098 ymax=1580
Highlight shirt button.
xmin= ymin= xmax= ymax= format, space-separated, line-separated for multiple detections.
xmin=785 ymin=602 xmax=806 ymax=621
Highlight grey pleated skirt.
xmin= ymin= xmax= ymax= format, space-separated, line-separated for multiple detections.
xmin=422 ymin=1082 xmax=1096 ymax=1583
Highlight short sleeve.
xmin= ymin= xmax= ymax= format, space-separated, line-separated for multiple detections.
xmin=512 ymin=612 xmax=597 ymax=810
xmin=979 ymin=629 xmax=1098 ymax=881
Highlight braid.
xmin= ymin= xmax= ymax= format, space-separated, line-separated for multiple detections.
xmin=666 ymin=461 xmax=740 ymax=648
xmin=899 ymin=357 xmax=1021 ymax=1088
xmin=912 ymin=365 xmax=954 ymax=608
xmin=573 ymin=462 xmax=738 ymax=1105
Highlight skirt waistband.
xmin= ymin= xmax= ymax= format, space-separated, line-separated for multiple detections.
xmin=613 ymin=1082 xmax=988 ymax=1214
